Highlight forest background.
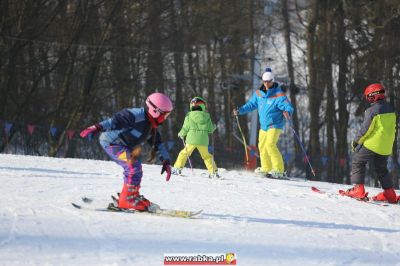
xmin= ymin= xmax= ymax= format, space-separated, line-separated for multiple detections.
xmin=1 ymin=0 xmax=399 ymax=188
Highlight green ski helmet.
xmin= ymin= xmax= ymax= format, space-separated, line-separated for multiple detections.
xmin=190 ymin=96 xmax=206 ymax=111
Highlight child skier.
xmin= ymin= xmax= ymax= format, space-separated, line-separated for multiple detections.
xmin=79 ymin=92 xmax=173 ymax=210
xmin=172 ymin=96 xmax=218 ymax=178
xmin=233 ymin=71 xmax=294 ymax=178
xmin=341 ymin=83 xmax=398 ymax=203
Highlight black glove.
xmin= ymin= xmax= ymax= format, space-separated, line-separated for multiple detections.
xmin=233 ymin=108 xmax=239 ymax=116
xmin=161 ymin=160 xmax=171 ymax=181
xmin=351 ymin=140 xmax=358 ymax=152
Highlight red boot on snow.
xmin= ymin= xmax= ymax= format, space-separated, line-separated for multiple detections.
xmin=372 ymin=188 xmax=398 ymax=204
xmin=118 ymin=183 xmax=151 ymax=211
xmin=340 ymin=184 xmax=368 ymax=199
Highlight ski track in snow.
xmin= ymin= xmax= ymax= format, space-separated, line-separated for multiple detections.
xmin=0 ymin=154 xmax=400 ymax=266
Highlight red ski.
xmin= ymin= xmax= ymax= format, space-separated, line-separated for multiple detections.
xmin=310 ymin=186 xmax=390 ymax=206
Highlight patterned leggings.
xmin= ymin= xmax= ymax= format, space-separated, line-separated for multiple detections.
xmin=102 ymin=144 xmax=143 ymax=186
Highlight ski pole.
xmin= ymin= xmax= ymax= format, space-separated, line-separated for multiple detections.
xmin=181 ymin=138 xmax=194 ymax=173
xmin=284 ymin=112 xmax=316 ymax=177
xmin=235 ymin=114 xmax=249 ymax=162
xmin=210 ymin=133 xmax=217 ymax=174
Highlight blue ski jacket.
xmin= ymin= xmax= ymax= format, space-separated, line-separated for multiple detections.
xmin=238 ymin=83 xmax=294 ymax=130
xmin=98 ymin=107 xmax=170 ymax=162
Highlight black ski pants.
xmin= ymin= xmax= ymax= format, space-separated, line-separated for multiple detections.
xmin=350 ymin=146 xmax=393 ymax=189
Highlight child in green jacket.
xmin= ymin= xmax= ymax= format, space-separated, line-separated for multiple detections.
xmin=172 ymin=96 xmax=219 ymax=178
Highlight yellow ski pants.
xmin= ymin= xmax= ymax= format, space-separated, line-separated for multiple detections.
xmin=258 ymin=128 xmax=284 ymax=173
xmin=174 ymin=144 xmax=217 ymax=174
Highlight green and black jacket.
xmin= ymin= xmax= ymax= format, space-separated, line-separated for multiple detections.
xmin=355 ymin=100 xmax=396 ymax=155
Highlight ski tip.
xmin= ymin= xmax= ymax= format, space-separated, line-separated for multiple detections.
xmin=81 ymin=197 xmax=93 ymax=203
xmin=111 ymin=195 xmax=119 ymax=205
xmin=71 ymin=203 xmax=82 ymax=209
xmin=311 ymin=186 xmax=320 ymax=192
xmin=191 ymin=209 xmax=203 ymax=217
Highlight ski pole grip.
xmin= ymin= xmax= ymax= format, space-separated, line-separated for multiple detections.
xmin=283 ymin=111 xmax=290 ymax=120
xmin=283 ymin=111 xmax=292 ymax=126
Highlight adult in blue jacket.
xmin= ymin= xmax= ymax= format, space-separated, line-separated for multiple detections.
xmin=234 ymin=71 xmax=294 ymax=177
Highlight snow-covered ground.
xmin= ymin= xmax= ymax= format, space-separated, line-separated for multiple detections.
xmin=0 ymin=153 xmax=399 ymax=266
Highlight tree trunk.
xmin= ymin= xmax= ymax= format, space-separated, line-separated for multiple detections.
xmin=335 ymin=2 xmax=350 ymax=184
xmin=170 ymin=0 xmax=185 ymax=140
xmin=322 ymin=3 xmax=335 ymax=182
xmin=206 ymin=41 xmax=217 ymax=123
xmin=145 ymin=1 xmax=165 ymax=95
xmin=281 ymin=0 xmax=301 ymax=167
xmin=306 ymin=0 xmax=321 ymax=180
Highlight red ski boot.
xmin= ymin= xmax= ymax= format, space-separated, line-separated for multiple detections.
xmin=340 ymin=184 xmax=368 ymax=199
xmin=372 ymin=188 xmax=398 ymax=204
xmin=118 ymin=183 xmax=151 ymax=211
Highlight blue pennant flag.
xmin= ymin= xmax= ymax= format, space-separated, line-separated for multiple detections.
xmin=208 ymin=145 xmax=214 ymax=154
xmin=4 ymin=122 xmax=13 ymax=134
xmin=167 ymin=141 xmax=175 ymax=151
xmin=321 ymin=156 xmax=329 ymax=166
xmin=50 ymin=127 xmax=58 ymax=137
xmin=284 ymin=153 xmax=292 ymax=163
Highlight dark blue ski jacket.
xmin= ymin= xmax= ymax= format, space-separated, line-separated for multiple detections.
xmin=98 ymin=107 xmax=170 ymax=162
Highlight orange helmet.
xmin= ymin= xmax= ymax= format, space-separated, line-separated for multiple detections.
xmin=364 ymin=83 xmax=385 ymax=103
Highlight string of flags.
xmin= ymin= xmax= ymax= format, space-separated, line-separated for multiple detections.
xmin=1 ymin=119 xmax=180 ymax=151
xmin=1 ymin=119 xmax=353 ymax=167
xmin=1 ymin=120 xmax=76 ymax=142
xmin=2 ymin=120 xmax=78 ymax=150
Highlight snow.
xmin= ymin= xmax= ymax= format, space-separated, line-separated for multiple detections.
xmin=1 ymin=153 xmax=400 ymax=266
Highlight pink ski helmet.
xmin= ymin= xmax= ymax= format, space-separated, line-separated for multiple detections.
xmin=145 ymin=92 xmax=173 ymax=125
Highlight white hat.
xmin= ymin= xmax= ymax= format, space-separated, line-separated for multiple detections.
xmin=262 ymin=71 xmax=274 ymax=82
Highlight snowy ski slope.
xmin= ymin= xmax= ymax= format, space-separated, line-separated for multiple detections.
xmin=0 ymin=154 xmax=399 ymax=265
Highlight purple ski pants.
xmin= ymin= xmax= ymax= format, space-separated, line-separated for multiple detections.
xmin=102 ymin=144 xmax=143 ymax=186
